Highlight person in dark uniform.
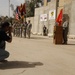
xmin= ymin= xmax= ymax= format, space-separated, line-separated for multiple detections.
xmin=24 ymin=21 xmax=28 ymax=38
xmin=27 ymin=20 xmax=32 ymax=39
xmin=43 ymin=25 xmax=47 ymax=36
xmin=62 ymin=19 xmax=69 ymax=44
xmin=0 ymin=22 xmax=12 ymax=62
xmin=20 ymin=23 xmax=23 ymax=38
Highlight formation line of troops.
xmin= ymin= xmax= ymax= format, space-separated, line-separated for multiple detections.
xmin=12 ymin=20 xmax=32 ymax=39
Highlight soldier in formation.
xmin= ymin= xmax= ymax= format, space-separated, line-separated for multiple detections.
xmin=12 ymin=20 xmax=32 ymax=38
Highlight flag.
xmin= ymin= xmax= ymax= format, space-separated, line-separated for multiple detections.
xmin=56 ymin=9 xmax=63 ymax=26
xmin=20 ymin=3 xmax=26 ymax=16
xmin=15 ymin=6 xmax=19 ymax=20
xmin=15 ymin=13 xmax=19 ymax=20
xmin=20 ymin=3 xmax=26 ymax=21
xmin=20 ymin=4 xmax=23 ymax=13
xmin=15 ymin=3 xmax=26 ymax=21
xmin=18 ymin=6 xmax=21 ymax=12
xmin=22 ymin=3 xmax=26 ymax=14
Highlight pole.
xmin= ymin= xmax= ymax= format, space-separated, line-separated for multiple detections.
xmin=24 ymin=0 xmax=26 ymax=22
xmin=56 ymin=0 xmax=58 ymax=19
xmin=9 ymin=0 xmax=10 ymax=18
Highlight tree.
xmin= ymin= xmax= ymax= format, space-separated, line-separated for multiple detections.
xmin=26 ymin=0 xmax=43 ymax=17
xmin=25 ymin=0 xmax=34 ymax=17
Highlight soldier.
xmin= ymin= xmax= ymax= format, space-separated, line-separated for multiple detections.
xmin=27 ymin=20 xmax=32 ymax=39
xmin=12 ymin=23 xmax=16 ymax=36
xmin=20 ymin=23 xmax=23 ymax=38
xmin=43 ymin=25 xmax=47 ymax=36
xmin=62 ymin=19 xmax=69 ymax=44
xmin=24 ymin=21 xmax=28 ymax=38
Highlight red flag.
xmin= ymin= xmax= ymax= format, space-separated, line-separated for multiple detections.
xmin=56 ymin=9 xmax=63 ymax=26
xmin=20 ymin=4 xmax=23 ymax=13
xmin=21 ymin=3 xmax=26 ymax=16
xmin=23 ymin=3 xmax=26 ymax=14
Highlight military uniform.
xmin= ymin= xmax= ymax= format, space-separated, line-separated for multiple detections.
xmin=27 ymin=22 xmax=32 ymax=38
xmin=63 ymin=20 xmax=69 ymax=44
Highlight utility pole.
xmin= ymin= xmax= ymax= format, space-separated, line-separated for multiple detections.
xmin=9 ymin=0 xmax=10 ymax=18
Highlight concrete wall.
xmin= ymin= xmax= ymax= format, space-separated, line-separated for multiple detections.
xmin=69 ymin=0 xmax=75 ymax=38
xmin=33 ymin=0 xmax=57 ymax=36
xmin=44 ymin=0 xmax=47 ymax=6
xmin=59 ymin=0 xmax=72 ymax=7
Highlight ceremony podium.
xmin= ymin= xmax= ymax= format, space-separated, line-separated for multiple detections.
xmin=53 ymin=25 xmax=63 ymax=44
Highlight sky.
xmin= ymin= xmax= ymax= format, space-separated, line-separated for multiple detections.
xmin=0 ymin=0 xmax=25 ymax=17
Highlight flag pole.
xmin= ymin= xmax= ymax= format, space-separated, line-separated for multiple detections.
xmin=24 ymin=0 xmax=26 ymax=22
xmin=9 ymin=0 xmax=10 ymax=18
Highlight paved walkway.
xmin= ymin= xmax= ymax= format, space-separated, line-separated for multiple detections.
xmin=0 ymin=35 xmax=75 ymax=75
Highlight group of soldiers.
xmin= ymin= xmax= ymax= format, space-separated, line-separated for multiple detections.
xmin=13 ymin=20 xmax=32 ymax=38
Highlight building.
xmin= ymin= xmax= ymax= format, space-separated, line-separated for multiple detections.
xmin=27 ymin=0 xmax=75 ymax=38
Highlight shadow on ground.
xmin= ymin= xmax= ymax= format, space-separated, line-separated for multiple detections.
xmin=67 ymin=44 xmax=75 ymax=45
xmin=30 ymin=37 xmax=48 ymax=40
xmin=0 ymin=61 xmax=43 ymax=70
xmin=62 ymin=43 xmax=75 ymax=45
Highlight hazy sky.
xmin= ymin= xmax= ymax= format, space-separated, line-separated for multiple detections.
xmin=0 ymin=0 xmax=25 ymax=17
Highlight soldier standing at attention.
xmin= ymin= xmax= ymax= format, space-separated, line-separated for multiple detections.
xmin=27 ymin=20 xmax=32 ymax=39
xmin=24 ymin=21 xmax=28 ymax=38
xmin=62 ymin=19 xmax=69 ymax=44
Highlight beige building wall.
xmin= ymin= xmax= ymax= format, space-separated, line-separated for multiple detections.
xmin=58 ymin=0 xmax=72 ymax=15
xmin=44 ymin=0 xmax=47 ymax=6
xmin=69 ymin=0 xmax=75 ymax=38
xmin=59 ymin=0 xmax=72 ymax=7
